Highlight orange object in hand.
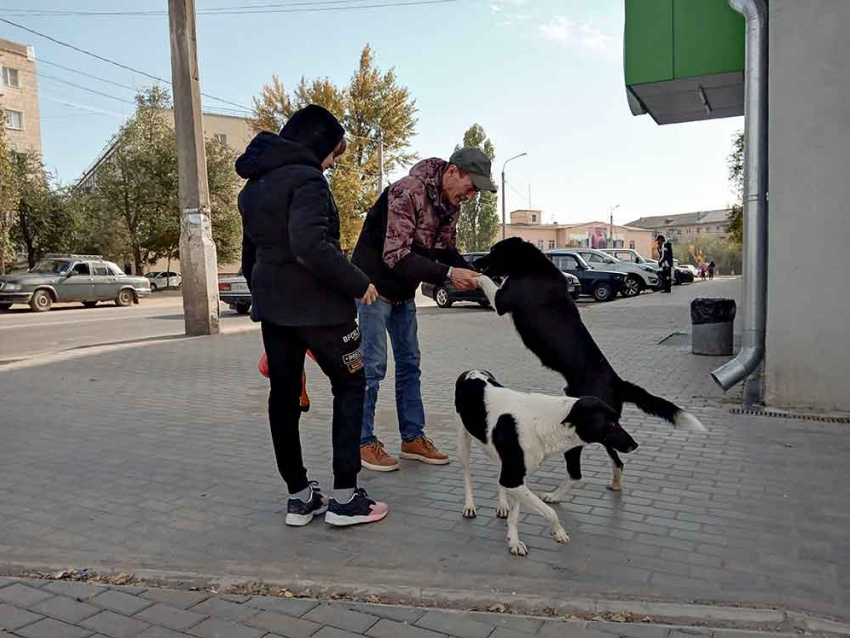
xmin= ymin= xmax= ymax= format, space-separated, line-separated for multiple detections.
xmin=258 ymin=350 xmax=314 ymax=413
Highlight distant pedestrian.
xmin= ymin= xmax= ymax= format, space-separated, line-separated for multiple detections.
xmin=655 ymin=235 xmax=674 ymax=293
xmin=708 ymin=260 xmax=716 ymax=280
xmin=237 ymin=104 xmax=388 ymax=529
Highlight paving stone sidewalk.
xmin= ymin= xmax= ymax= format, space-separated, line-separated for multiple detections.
xmin=1 ymin=279 xmax=849 ymax=626
xmin=0 ymin=577 xmax=821 ymax=638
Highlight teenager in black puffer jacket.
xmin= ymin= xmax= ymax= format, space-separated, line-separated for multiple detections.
xmin=236 ymin=105 xmax=388 ymax=528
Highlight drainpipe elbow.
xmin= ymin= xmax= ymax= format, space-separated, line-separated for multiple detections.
xmin=711 ymin=344 xmax=765 ymax=391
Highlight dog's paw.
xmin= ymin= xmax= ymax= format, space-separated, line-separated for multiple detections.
xmin=508 ymin=540 xmax=528 ymax=557
xmin=496 ymin=505 xmax=509 ymax=519
xmin=462 ymin=504 xmax=477 ymax=519
xmin=551 ymin=526 xmax=570 ymax=545
xmin=606 ymin=482 xmax=623 ymax=492
xmin=541 ymin=491 xmax=561 ymax=503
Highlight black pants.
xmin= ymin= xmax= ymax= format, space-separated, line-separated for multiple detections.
xmin=660 ymin=265 xmax=672 ymax=292
xmin=261 ymin=320 xmax=365 ymax=492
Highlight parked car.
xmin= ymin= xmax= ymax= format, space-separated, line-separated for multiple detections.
xmin=218 ymin=271 xmax=252 ymax=314
xmin=568 ymin=248 xmax=659 ymax=297
xmin=676 ymin=263 xmax=696 ymax=284
xmin=145 ymin=270 xmax=182 ymax=290
xmin=680 ymin=264 xmax=700 ymax=278
xmin=545 ymin=250 xmax=626 ymax=302
xmin=641 ymin=258 xmax=694 ymax=286
xmin=0 ymin=254 xmax=151 ymax=313
xmin=599 ymin=248 xmax=658 ymax=268
xmin=421 ymin=252 xmax=582 ymax=308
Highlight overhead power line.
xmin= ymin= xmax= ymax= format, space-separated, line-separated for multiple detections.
xmin=504 ymin=179 xmax=530 ymax=205
xmin=39 ymin=58 xmax=140 ymax=93
xmin=0 ymin=17 xmax=251 ymax=110
xmin=37 ymin=72 xmax=137 ymax=105
xmin=1 ymin=0 xmax=456 ymax=17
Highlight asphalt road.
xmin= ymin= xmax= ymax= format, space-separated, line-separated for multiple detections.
xmin=0 ymin=292 xmax=257 ymax=364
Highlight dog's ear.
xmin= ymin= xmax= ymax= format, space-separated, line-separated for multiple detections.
xmin=563 ymin=396 xmax=617 ymax=433
xmin=564 ymin=397 xmax=638 ymax=453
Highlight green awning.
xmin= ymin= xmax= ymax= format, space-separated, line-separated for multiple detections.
xmin=624 ymin=0 xmax=746 ymax=125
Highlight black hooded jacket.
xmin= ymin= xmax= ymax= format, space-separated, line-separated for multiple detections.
xmin=236 ymin=132 xmax=370 ymax=326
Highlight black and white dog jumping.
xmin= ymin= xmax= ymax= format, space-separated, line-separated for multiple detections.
xmin=455 ymin=369 xmax=638 ymax=556
xmin=474 ymin=237 xmax=705 ymax=496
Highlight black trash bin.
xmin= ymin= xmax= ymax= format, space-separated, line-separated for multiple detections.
xmin=691 ymin=298 xmax=736 ymax=356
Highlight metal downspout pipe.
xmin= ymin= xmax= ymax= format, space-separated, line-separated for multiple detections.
xmin=711 ymin=0 xmax=769 ymax=404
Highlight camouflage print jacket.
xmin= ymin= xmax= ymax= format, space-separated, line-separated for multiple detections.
xmin=351 ymin=158 xmax=469 ymax=302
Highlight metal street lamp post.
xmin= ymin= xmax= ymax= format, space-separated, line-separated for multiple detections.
xmin=501 ymin=152 xmax=528 ymax=240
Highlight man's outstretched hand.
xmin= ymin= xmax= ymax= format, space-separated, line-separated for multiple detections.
xmin=361 ymin=284 xmax=379 ymax=305
xmin=451 ymin=268 xmax=480 ymax=291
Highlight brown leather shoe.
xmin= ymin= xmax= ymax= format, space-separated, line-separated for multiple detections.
xmin=360 ymin=441 xmax=399 ymax=472
xmin=400 ymin=437 xmax=449 ymax=465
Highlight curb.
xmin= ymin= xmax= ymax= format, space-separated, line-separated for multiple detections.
xmin=0 ymin=323 xmax=259 ymax=372
xmin=3 ymin=562 xmax=850 ymax=635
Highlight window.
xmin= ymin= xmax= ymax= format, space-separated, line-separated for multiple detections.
xmin=72 ymin=263 xmax=91 ymax=276
xmin=5 ymin=110 xmax=23 ymax=130
xmin=93 ymin=265 xmax=109 ymax=276
xmin=213 ymin=133 xmax=228 ymax=145
xmin=107 ymin=263 xmax=124 ymax=276
xmin=629 ymin=241 xmax=635 ymax=249
xmin=584 ymin=253 xmax=604 ymax=264
xmin=536 ymin=239 xmax=544 ymax=249
xmin=548 ymin=240 xmax=555 ymax=249
xmin=554 ymin=255 xmax=579 ymax=271
xmin=2 ymin=67 xmax=19 ymax=88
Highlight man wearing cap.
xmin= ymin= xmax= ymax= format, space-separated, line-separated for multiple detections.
xmin=351 ymin=148 xmax=497 ymax=471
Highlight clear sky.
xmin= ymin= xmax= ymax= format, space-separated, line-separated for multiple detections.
xmin=2 ymin=0 xmax=743 ymax=226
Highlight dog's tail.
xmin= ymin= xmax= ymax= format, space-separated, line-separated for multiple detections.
xmin=617 ymin=379 xmax=706 ymax=432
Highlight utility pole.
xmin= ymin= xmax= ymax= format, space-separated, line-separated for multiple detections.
xmin=609 ymin=204 xmax=620 ymax=248
xmin=501 ymin=152 xmax=528 ymax=240
xmin=168 ymin=0 xmax=220 ymax=336
xmin=376 ymin=128 xmax=384 ymax=196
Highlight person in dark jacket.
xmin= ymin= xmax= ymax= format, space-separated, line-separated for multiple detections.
xmin=350 ymin=147 xmax=495 ymax=471
xmin=237 ymin=104 xmax=387 ymax=528
xmin=708 ymin=260 xmax=716 ymax=280
xmin=656 ymin=234 xmax=674 ymax=293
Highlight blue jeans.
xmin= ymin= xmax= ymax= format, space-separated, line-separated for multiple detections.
xmin=358 ymin=298 xmax=425 ymax=445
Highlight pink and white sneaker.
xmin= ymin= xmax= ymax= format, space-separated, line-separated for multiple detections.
xmin=324 ymin=488 xmax=388 ymax=527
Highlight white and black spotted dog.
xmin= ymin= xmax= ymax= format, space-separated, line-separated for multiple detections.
xmin=455 ymin=369 xmax=638 ymax=557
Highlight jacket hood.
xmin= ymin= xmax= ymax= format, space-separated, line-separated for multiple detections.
xmin=235 ymin=132 xmax=321 ymax=179
xmin=408 ymin=158 xmax=451 ymax=214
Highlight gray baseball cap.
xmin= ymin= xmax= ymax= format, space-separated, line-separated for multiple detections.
xmin=449 ymin=147 xmax=498 ymax=192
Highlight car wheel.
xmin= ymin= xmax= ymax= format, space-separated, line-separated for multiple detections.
xmin=0 ymin=302 xmax=12 ymax=311
xmin=82 ymin=301 xmax=98 ymax=308
xmin=435 ymin=287 xmax=453 ymax=308
xmin=150 ymin=283 xmax=158 ymax=291
xmin=622 ymin=275 xmax=643 ymax=297
xmin=593 ymin=282 xmax=614 ymax=302
xmin=29 ymin=289 xmax=53 ymax=313
xmin=115 ymin=289 xmax=134 ymax=307
xmin=235 ymin=302 xmax=251 ymax=315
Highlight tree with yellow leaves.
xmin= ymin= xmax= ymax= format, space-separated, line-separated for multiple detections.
xmin=249 ymin=45 xmax=417 ymax=252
